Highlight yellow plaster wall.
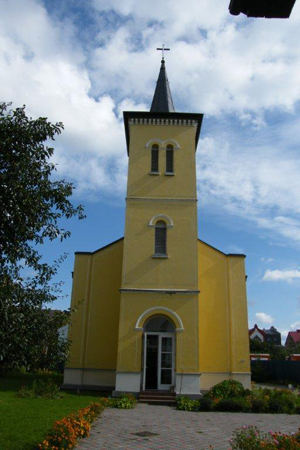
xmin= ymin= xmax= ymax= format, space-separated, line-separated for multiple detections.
xmin=198 ymin=240 xmax=250 ymax=378
xmin=122 ymin=123 xmax=198 ymax=291
xmin=227 ymin=256 xmax=251 ymax=374
xmin=122 ymin=200 xmax=198 ymax=289
xmin=116 ymin=293 xmax=199 ymax=374
xmin=67 ymin=240 xmax=123 ymax=370
xmin=127 ymin=125 xmax=197 ymax=199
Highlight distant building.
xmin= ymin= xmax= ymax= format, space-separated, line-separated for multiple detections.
xmin=285 ymin=329 xmax=300 ymax=347
xmin=263 ymin=326 xmax=281 ymax=345
xmin=249 ymin=324 xmax=265 ymax=342
xmin=249 ymin=324 xmax=281 ymax=345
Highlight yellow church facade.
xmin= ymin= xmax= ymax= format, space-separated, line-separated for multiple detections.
xmin=63 ymin=59 xmax=250 ymax=396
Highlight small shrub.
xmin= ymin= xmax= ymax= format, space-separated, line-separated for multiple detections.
xmin=111 ymin=393 xmax=136 ymax=409
xmin=251 ymin=397 xmax=269 ymax=413
xmin=176 ymin=395 xmax=199 ymax=411
xmin=207 ymin=380 xmax=246 ymax=400
xmin=214 ymin=397 xmax=250 ymax=413
xmin=198 ymin=396 xmax=213 ymax=411
xmin=16 ymin=378 xmax=64 ymax=399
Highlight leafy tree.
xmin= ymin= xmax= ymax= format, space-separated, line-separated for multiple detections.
xmin=0 ymin=102 xmax=85 ymax=373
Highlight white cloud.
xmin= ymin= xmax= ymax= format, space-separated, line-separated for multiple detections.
xmin=261 ymin=257 xmax=274 ymax=263
xmin=291 ymin=321 xmax=300 ymax=330
xmin=0 ymin=0 xmax=300 ymax=248
xmin=262 ymin=269 xmax=300 ymax=283
xmin=255 ymin=312 xmax=274 ymax=324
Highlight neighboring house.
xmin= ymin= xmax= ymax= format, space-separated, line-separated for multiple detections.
xmin=58 ymin=324 xmax=69 ymax=342
xmin=263 ymin=326 xmax=281 ymax=345
xmin=47 ymin=309 xmax=69 ymax=341
xmin=249 ymin=324 xmax=265 ymax=342
xmin=285 ymin=329 xmax=300 ymax=347
xmin=63 ymin=58 xmax=250 ymax=397
xmin=290 ymin=354 xmax=300 ymax=361
xmin=249 ymin=325 xmax=281 ymax=345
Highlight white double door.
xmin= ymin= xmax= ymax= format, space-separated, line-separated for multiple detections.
xmin=143 ymin=332 xmax=175 ymax=391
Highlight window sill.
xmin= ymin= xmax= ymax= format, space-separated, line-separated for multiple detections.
xmin=165 ymin=172 xmax=175 ymax=176
xmin=149 ymin=171 xmax=160 ymax=175
xmin=152 ymin=254 xmax=169 ymax=259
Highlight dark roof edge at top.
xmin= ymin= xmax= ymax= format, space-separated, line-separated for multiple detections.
xmin=198 ymin=239 xmax=246 ymax=258
xmin=76 ymin=236 xmax=245 ymax=258
xmin=123 ymin=111 xmax=204 ymax=155
xmin=75 ymin=237 xmax=124 ymax=255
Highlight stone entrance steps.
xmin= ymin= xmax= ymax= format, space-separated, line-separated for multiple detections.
xmin=139 ymin=390 xmax=176 ymax=405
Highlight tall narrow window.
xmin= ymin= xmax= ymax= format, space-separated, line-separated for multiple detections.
xmin=155 ymin=220 xmax=167 ymax=255
xmin=166 ymin=145 xmax=174 ymax=174
xmin=151 ymin=144 xmax=159 ymax=173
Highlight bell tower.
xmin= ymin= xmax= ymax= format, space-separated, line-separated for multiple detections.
xmin=114 ymin=55 xmax=204 ymax=395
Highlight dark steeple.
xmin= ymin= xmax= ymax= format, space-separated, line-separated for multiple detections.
xmin=150 ymin=59 xmax=175 ymax=113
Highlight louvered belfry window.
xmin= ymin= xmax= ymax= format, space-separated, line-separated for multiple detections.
xmin=166 ymin=145 xmax=174 ymax=173
xmin=155 ymin=220 xmax=167 ymax=255
xmin=151 ymin=144 xmax=159 ymax=173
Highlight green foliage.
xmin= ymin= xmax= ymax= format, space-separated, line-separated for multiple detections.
xmin=230 ymin=426 xmax=300 ymax=449
xmin=198 ymin=396 xmax=213 ymax=411
xmin=176 ymin=384 xmax=300 ymax=415
xmin=214 ymin=397 xmax=250 ymax=412
xmin=16 ymin=378 xmax=64 ymax=399
xmin=110 ymin=393 xmax=137 ymax=409
xmin=176 ymin=395 xmax=199 ymax=411
xmin=0 ymin=373 xmax=109 ymax=450
xmin=0 ymin=102 xmax=85 ymax=374
xmin=267 ymin=389 xmax=298 ymax=414
xmin=207 ymin=379 xmax=246 ymax=400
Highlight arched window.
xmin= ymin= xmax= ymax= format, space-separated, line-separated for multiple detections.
xmin=155 ymin=220 xmax=167 ymax=255
xmin=166 ymin=145 xmax=174 ymax=174
xmin=144 ymin=316 xmax=175 ymax=333
xmin=151 ymin=144 xmax=159 ymax=173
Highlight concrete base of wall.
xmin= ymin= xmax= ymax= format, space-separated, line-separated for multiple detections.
xmin=200 ymin=372 xmax=251 ymax=391
xmin=63 ymin=368 xmax=116 ymax=388
xmin=175 ymin=373 xmax=201 ymax=397
xmin=114 ymin=372 xmax=141 ymax=394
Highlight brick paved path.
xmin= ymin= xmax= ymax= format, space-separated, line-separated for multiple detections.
xmin=78 ymin=404 xmax=300 ymax=450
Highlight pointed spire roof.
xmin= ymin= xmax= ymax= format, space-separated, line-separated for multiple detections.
xmin=150 ymin=59 xmax=175 ymax=113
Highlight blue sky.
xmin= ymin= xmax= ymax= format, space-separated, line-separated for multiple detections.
xmin=1 ymin=0 xmax=300 ymax=342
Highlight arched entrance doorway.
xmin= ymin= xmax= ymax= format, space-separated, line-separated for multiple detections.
xmin=142 ymin=315 xmax=175 ymax=391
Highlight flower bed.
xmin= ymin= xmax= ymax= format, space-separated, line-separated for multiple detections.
xmin=230 ymin=426 xmax=300 ymax=449
xmin=38 ymin=394 xmax=136 ymax=449
xmin=38 ymin=402 xmax=104 ymax=449
xmin=176 ymin=380 xmax=300 ymax=414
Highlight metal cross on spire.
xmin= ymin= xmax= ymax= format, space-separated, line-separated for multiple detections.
xmin=156 ymin=44 xmax=170 ymax=60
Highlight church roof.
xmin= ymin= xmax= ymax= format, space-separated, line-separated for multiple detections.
xmin=150 ymin=59 xmax=175 ymax=113
xmin=75 ymin=237 xmax=246 ymax=258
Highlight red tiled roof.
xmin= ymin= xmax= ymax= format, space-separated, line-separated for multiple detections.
xmin=249 ymin=324 xmax=266 ymax=338
xmin=287 ymin=330 xmax=300 ymax=344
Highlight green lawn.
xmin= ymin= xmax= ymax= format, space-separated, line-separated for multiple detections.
xmin=0 ymin=373 xmax=108 ymax=450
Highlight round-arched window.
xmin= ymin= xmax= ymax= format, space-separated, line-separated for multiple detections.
xmin=155 ymin=220 xmax=167 ymax=255
xmin=144 ymin=316 xmax=175 ymax=333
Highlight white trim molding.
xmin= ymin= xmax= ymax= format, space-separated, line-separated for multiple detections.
xmin=134 ymin=306 xmax=184 ymax=332
xmin=145 ymin=138 xmax=180 ymax=150
xmin=149 ymin=214 xmax=174 ymax=228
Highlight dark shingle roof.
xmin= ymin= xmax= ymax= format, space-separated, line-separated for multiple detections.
xmin=150 ymin=59 xmax=175 ymax=113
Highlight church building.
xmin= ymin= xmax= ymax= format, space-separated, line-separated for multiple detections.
xmin=63 ymin=57 xmax=251 ymax=397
